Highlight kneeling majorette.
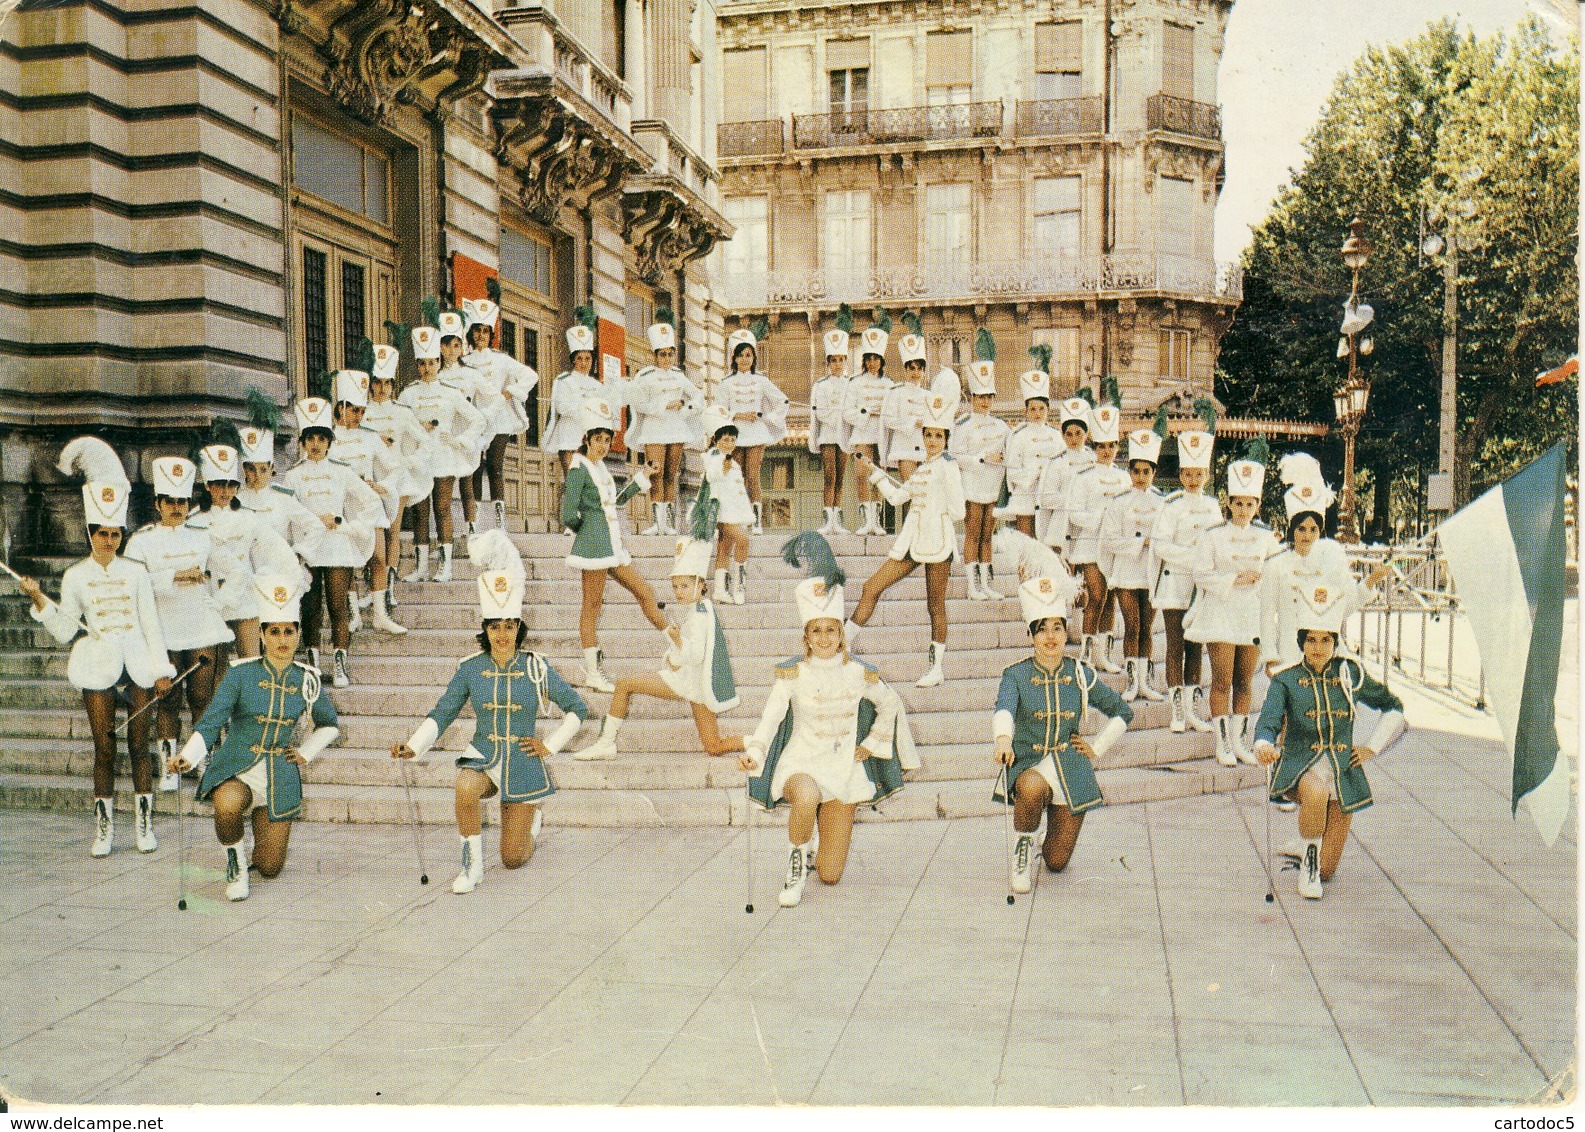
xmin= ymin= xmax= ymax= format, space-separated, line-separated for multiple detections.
xmin=848 ymin=388 xmax=966 ymax=688
xmin=17 ymin=438 xmax=177 ymax=857
xmin=994 ymin=575 xmax=1133 ymax=894
xmin=740 ymin=565 xmax=918 ymax=909
xmin=575 ymin=529 xmax=744 ymax=761
xmin=1098 ymin=419 xmax=1168 ymax=702
xmin=1253 ymin=587 xmax=1405 ymax=899
xmin=391 ymin=566 xmax=588 ymax=893
xmin=168 ymin=575 xmax=340 ymax=901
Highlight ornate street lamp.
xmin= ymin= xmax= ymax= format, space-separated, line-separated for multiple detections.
xmin=1335 ymin=217 xmax=1372 ymax=544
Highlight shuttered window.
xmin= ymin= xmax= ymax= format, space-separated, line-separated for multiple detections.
xmin=722 ymin=47 xmax=768 ymax=121
xmin=827 ymin=37 xmax=870 ymax=71
xmin=1033 ymin=177 xmax=1082 ymax=257
xmin=1157 ymin=176 xmax=1195 ymax=256
xmin=1035 ymin=22 xmax=1082 ymax=73
xmin=925 ymin=183 xmax=972 ymax=268
xmin=1162 ymin=22 xmax=1195 ymax=99
xmin=925 ymin=30 xmax=972 ymax=88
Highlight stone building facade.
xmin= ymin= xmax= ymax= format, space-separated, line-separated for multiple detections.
xmin=0 ymin=0 xmax=730 ymax=554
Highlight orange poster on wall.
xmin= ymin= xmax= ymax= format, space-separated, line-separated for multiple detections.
xmin=598 ymin=316 xmax=628 ymax=454
xmin=451 ymin=252 xmax=499 ymax=345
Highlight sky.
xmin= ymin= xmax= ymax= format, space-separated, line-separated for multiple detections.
xmin=1214 ymin=0 xmax=1578 ymax=263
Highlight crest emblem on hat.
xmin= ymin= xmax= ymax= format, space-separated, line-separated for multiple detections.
xmin=243 ymin=429 xmax=258 ymax=445
xmin=358 ymin=375 xmax=368 ymax=392
xmin=1038 ymin=578 xmax=1053 ymax=595
xmin=1313 ymin=586 xmax=1328 ymax=605
xmin=494 ymin=576 xmax=508 ymax=593
xmin=101 ymin=486 xmax=115 ymax=503
xmin=1300 ymin=485 xmax=1313 ymax=499
xmin=274 ymin=586 xmax=289 ymax=603
xmin=811 ymin=581 xmax=826 ymax=597
xmin=1186 ymin=435 xmax=1202 ymax=450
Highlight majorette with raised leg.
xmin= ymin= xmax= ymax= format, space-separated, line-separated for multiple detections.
xmin=840 ymin=317 xmax=894 ymax=537
xmin=993 ymin=574 xmax=1133 ymax=894
xmin=281 ymin=394 xmax=385 ymax=689
xmin=1185 ymin=441 xmax=1282 ymax=767
xmin=1150 ymin=404 xmax=1222 ymax=735
xmin=363 ymin=341 xmax=427 ymax=614
xmin=1063 ymin=384 xmax=1130 ymax=674
xmin=849 ymin=386 xmax=966 ymax=688
xmin=575 ymin=524 xmax=744 ymax=762
xmin=712 ymin=320 xmax=788 ymax=535
xmin=699 ymin=405 xmax=755 ymax=605
xmin=460 ymin=293 xmax=538 ymax=532
xmin=739 ymin=556 xmax=918 ymax=909
xmin=327 ymin=367 xmax=406 ymax=635
xmin=168 ymin=574 xmax=340 ymax=901
xmin=543 ymin=308 xmax=613 ymax=473
xmin=16 ymin=438 xmax=176 ymax=858
xmin=811 ymin=304 xmax=853 ymax=535
xmin=1100 ymin=416 xmax=1169 ymax=703
xmin=627 ymin=307 xmax=702 ymax=537
xmin=561 ymin=396 xmax=672 ymax=694
xmin=1253 ymin=587 xmax=1405 ymax=899
xmin=999 ymin=352 xmax=1061 ymax=539
xmin=950 ymin=339 xmax=1011 ymax=602
xmin=391 ymin=562 xmax=588 ymax=894
xmin=1036 ymin=391 xmax=1097 ymax=551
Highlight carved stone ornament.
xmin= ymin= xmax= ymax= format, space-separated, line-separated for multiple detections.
xmin=322 ymin=1 xmax=432 ymax=124
xmin=622 ymin=189 xmax=727 ymax=285
xmin=495 ymin=95 xmax=640 ymax=225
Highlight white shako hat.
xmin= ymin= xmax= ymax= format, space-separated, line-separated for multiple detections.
xmin=1284 ymin=477 xmax=1336 ymax=521
xmin=794 ymin=576 xmax=845 ymax=626
xmin=859 ymin=326 xmax=888 ymax=358
xmin=151 ymin=456 xmax=197 ymax=500
xmin=726 ymin=327 xmax=757 ymax=357
xmin=1226 ymin=459 xmax=1266 ymax=498
xmin=198 ymin=444 xmax=241 ymax=483
xmin=922 ymin=390 xmax=959 ymax=431
xmin=1018 ymin=575 xmax=1072 ymax=625
xmin=701 ymin=403 xmax=734 ymax=443
xmin=671 ymin=538 xmax=714 ymax=579
xmin=566 ymin=323 xmax=597 ymax=354
xmin=897 ymin=333 xmax=927 ymax=365
xmin=412 ymin=325 xmax=441 ymax=361
xmin=333 ymin=370 xmax=369 ymax=408
xmin=238 ymin=425 xmax=274 ymax=465
xmin=437 ymin=311 xmax=465 ymax=341
xmin=81 ymin=481 xmax=129 ymax=527
xmin=1177 ymin=429 xmax=1214 ymax=470
xmin=476 ymin=569 xmax=524 ymax=621
xmin=646 ymin=321 xmax=676 ymax=351
xmin=294 ymin=397 xmax=334 ymax=434
xmin=1019 ymin=369 xmax=1051 ymax=402
xmin=579 ymin=396 xmax=617 ymax=436
xmin=371 ymin=344 xmax=400 ymax=382
xmin=1058 ymin=397 xmax=1091 ymax=428
xmin=1089 ymin=404 xmax=1121 ymax=444
xmin=462 ymin=298 xmax=499 ymax=333
xmin=823 ymin=327 xmax=850 ymax=358
xmin=1127 ymin=428 xmax=1163 ymax=465
xmin=1295 ymin=581 xmax=1350 ymax=636
xmin=253 ymin=573 xmax=303 ymax=624
xmin=965 ymin=361 xmax=995 ymax=397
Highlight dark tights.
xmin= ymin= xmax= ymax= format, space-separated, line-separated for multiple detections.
xmin=471 ymin=435 xmax=511 ymax=504
xmin=1162 ymin=609 xmax=1202 ymax=686
xmin=411 ymin=476 xmax=457 ymax=545
xmin=303 ymin=566 xmax=353 ymax=650
xmin=820 ymin=444 xmax=845 ymax=508
xmin=963 ymin=501 xmax=995 ymax=563
xmin=1113 ymin=589 xmax=1154 ymax=658
xmin=83 ymin=684 xmax=153 ymax=797
xmin=156 ymin=646 xmax=219 ymax=744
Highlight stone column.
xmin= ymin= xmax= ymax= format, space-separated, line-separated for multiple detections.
xmin=651 ymin=0 xmax=690 ymax=132
xmin=625 ymin=0 xmax=647 ymax=119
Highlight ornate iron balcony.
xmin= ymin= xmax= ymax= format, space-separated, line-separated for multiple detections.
xmin=791 ymin=100 xmax=1003 ymax=150
xmin=1014 ymin=97 xmax=1104 ymax=137
xmin=717 ymin=119 xmax=785 ymax=158
xmin=1145 ymin=93 xmax=1222 ymax=141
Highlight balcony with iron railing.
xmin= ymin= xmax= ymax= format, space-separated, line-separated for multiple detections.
xmin=713 ymin=254 xmax=1243 ymax=311
xmin=1144 ymin=93 xmax=1221 ymax=142
xmin=718 ymin=118 xmax=786 ymax=159
xmin=791 ymin=100 xmax=1003 ymax=150
xmin=1014 ymin=96 xmax=1105 ymax=138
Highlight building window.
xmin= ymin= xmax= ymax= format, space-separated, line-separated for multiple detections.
xmin=925 ymin=29 xmax=972 ymax=104
xmin=500 ymin=227 xmax=553 ymax=296
xmin=823 ymin=189 xmax=872 ymax=288
xmin=291 ymin=115 xmax=390 ymax=225
xmin=925 ymin=183 xmax=972 ymax=268
xmin=764 ymin=455 xmax=796 ymax=493
xmin=302 ymin=247 xmax=328 ymax=380
xmin=1157 ymin=176 xmax=1195 ymax=257
xmin=1034 ymin=21 xmax=1083 ymax=100
xmin=340 ymin=262 xmax=365 ymax=365
xmin=722 ymin=47 xmax=769 ymax=121
xmin=722 ymin=196 xmax=768 ymax=277
xmin=1162 ymin=22 xmax=1195 ymax=100
xmin=1033 ymin=177 xmax=1081 ymax=258
xmin=829 ymin=67 xmax=869 ymax=125
xmin=1160 ymin=329 xmax=1192 ymax=382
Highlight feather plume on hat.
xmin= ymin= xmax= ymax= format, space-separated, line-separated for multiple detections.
xmin=1242 ymin=436 xmax=1271 ymax=466
xmin=351 ymin=336 xmax=376 ymax=375
xmin=485 ymin=276 xmax=502 ymax=304
xmin=573 ymin=304 xmax=599 ymax=332
xmin=900 ymin=311 xmax=923 ymax=337
xmin=748 ymin=316 xmax=770 ymax=342
xmin=653 ymin=305 xmax=675 ymax=327
xmin=689 ymin=478 xmax=720 ymax=541
xmin=992 ymin=528 xmax=1080 ymax=601
xmin=1101 ymin=376 xmax=1122 ymax=409
xmin=834 ymin=303 xmax=854 ymax=335
xmin=57 ymin=436 xmax=129 ymax=488
xmin=1027 ymin=342 xmax=1050 ymax=373
xmin=781 ymin=530 xmax=846 ymax=588
xmin=1192 ymin=396 xmax=1217 ymax=433
xmin=1278 ymin=452 xmax=1326 ymax=488
xmin=1074 ymin=385 xmax=1095 ymax=407
xmin=1152 ymin=404 xmax=1170 ymax=439
xmin=420 ymin=295 xmax=441 ymax=328
xmin=244 ymin=386 xmax=281 ymax=430
xmin=465 ymin=528 xmax=525 ymax=588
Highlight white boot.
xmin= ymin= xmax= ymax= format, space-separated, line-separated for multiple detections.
xmin=452 ymin=833 xmax=484 ymax=894
xmin=869 ymin=502 xmax=887 ymax=535
xmin=733 ymin=564 xmax=748 ymax=605
xmin=1011 ymin=832 xmax=1035 ymax=894
xmin=750 ymin=501 xmax=764 ymax=535
xmin=1298 ymin=838 xmax=1323 ymax=899
xmin=1187 ymin=686 xmax=1214 ymax=733
xmin=332 ymin=648 xmax=350 ymax=689
xmin=574 ymin=714 xmax=624 ymax=761
xmin=431 ymin=543 xmax=453 ymax=583
xmin=402 ymin=545 xmax=429 ymax=583
xmin=90 ymin=797 xmax=114 ymax=858
xmin=492 ymin=498 xmax=508 ymax=531
xmin=830 ymin=507 xmax=850 ymax=535
xmin=306 ymin=646 xmax=321 ymax=672
xmin=582 ymin=647 xmax=615 ymax=694
xmin=1137 ymin=661 xmax=1166 ymax=702
xmin=665 ymin=501 xmax=680 ymax=536
xmin=158 ymin=738 xmax=180 ymax=792
xmin=531 ymin=808 xmax=543 ymax=842
xmin=385 ymin=566 xmax=399 ymax=609
xmin=1213 ymin=716 xmax=1237 ymax=767
xmin=347 ymin=596 xmax=362 ymax=634
xmin=1094 ymin=632 xmax=1123 ymax=674
xmin=982 ymin=562 xmax=1009 ymax=600
xmin=818 ymin=507 xmax=836 ymax=536
xmin=466 ymin=519 xmax=477 ymax=538
xmin=135 ymin=793 xmax=157 ymax=853
xmin=1277 ymin=837 xmax=1305 ymax=861
xmin=843 ymin=619 xmax=862 ymax=654
xmin=965 ymin=561 xmax=987 ymax=601
xmin=714 ymin=569 xmax=731 ymax=603
xmin=1123 ymin=658 xmax=1142 ymax=701
xmin=916 ymin=641 xmax=946 ymax=688
xmin=642 ymin=501 xmax=665 ymax=536
xmin=224 ymin=841 xmax=250 ymax=901
xmin=778 ymin=843 xmax=808 ymax=907
xmin=1232 ymin=714 xmax=1259 ymax=765
xmin=1168 ymin=687 xmax=1187 ymax=734
xmin=1078 ymin=635 xmax=1094 ymax=666
xmin=368 ymin=598 xmax=408 ymax=635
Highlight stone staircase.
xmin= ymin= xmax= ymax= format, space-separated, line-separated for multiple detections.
xmin=0 ymin=530 xmax=1263 ymax=827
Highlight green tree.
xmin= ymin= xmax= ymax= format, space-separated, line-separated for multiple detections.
xmin=1217 ymin=18 xmax=1577 ymax=534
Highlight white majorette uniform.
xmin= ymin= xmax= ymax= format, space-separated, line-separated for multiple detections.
xmin=281 ymin=398 xmax=385 ymax=569
xmin=123 ymin=458 xmax=234 ymax=653
xmin=657 ymin=539 xmax=741 ymax=713
xmin=627 ymin=319 xmax=702 ymax=449
xmin=1036 ymin=398 xmax=1097 ymax=548
xmin=950 ymin=360 xmax=1010 ymax=503
xmin=33 ymin=478 xmax=178 ymax=691
xmin=713 ymin=328 xmax=788 ymax=449
xmin=699 ymin=405 xmax=756 ymax=526
xmin=329 ymin=370 xmax=402 ymax=527
xmin=1184 ymin=460 xmax=1282 ymax=646
xmin=1261 ymin=460 xmax=1366 ymax=671
xmin=1002 ymin=370 xmax=1061 ymax=520
xmin=866 ymin=392 xmax=966 ymax=564
xmin=561 ymin=397 xmax=650 ymax=570
xmin=399 ymin=326 xmax=488 ymax=482
xmin=363 ymin=345 xmax=427 ymax=503
xmin=435 ymin=311 xmax=487 ymax=472
xmin=880 ymin=332 xmax=930 ymax=467
xmin=1150 ymin=429 xmax=1221 ymax=611
xmin=235 ymin=426 xmax=319 ymax=570
xmin=742 ymin=577 xmax=919 ymax=806
xmin=841 ymin=326 xmax=893 ymax=450
xmin=808 ymin=333 xmax=849 ymax=454
xmin=460 ymin=298 xmax=537 ymax=438
xmin=543 ymin=323 xmax=610 ymax=455
xmin=188 ymin=445 xmax=301 ymax=624
xmin=1063 ymin=405 xmax=1130 ymax=567
xmin=1100 ymin=430 xmax=1166 ymax=590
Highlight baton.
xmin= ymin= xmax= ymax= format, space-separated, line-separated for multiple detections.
xmin=1 ymin=559 xmax=94 ymax=637
xmin=114 ymin=656 xmax=211 ymax=736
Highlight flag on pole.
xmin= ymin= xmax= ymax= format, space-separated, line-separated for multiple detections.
xmin=1437 ymin=444 xmax=1571 ymax=846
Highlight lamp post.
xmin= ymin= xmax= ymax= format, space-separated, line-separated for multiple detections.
xmin=1334 ymin=217 xmax=1373 ymax=545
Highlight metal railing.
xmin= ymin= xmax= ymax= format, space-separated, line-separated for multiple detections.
xmin=717 ymin=118 xmax=785 ymax=158
xmin=1014 ymin=96 xmax=1104 ymax=137
xmin=791 ymin=100 xmax=1003 ymax=149
xmin=1145 ymin=93 xmax=1222 ymax=141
